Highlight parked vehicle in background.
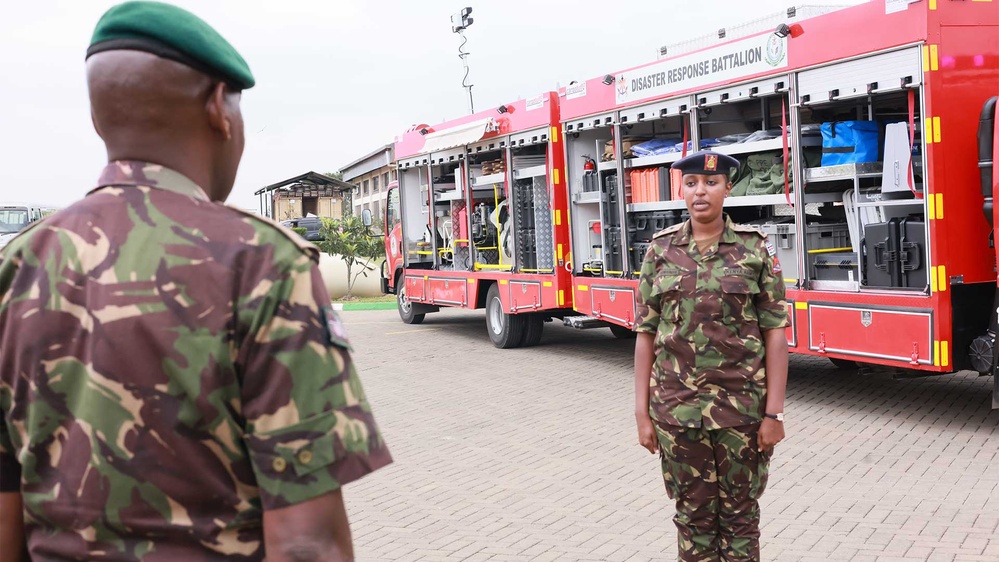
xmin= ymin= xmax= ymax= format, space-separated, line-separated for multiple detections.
xmin=280 ymin=215 xmax=324 ymax=241
xmin=0 ymin=203 xmax=55 ymax=249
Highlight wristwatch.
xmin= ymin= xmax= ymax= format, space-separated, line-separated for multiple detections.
xmin=764 ymin=412 xmax=784 ymax=422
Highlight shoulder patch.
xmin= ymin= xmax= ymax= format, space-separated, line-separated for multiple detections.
xmin=321 ymin=304 xmax=352 ymax=350
xmin=730 ymin=223 xmax=765 ymax=236
xmin=652 ymin=223 xmax=684 ymax=240
xmin=764 ymin=238 xmax=777 ymax=257
xmin=225 ymin=206 xmax=321 ymax=262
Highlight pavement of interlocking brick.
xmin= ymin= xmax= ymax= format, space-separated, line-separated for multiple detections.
xmin=338 ymin=308 xmax=998 ymax=562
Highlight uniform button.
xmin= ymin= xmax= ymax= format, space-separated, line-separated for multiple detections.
xmin=272 ymin=457 xmax=287 ymax=473
xmin=297 ymin=450 xmax=313 ymax=465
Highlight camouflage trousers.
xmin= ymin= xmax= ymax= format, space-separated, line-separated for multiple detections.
xmin=654 ymin=422 xmax=770 ymax=562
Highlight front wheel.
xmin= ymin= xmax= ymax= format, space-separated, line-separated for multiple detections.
xmin=397 ymin=282 xmax=425 ymax=325
xmin=486 ymin=284 xmax=525 ymax=348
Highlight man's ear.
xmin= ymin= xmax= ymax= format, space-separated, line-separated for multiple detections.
xmin=206 ymin=82 xmax=232 ymax=141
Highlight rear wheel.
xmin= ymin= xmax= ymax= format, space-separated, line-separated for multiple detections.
xmin=397 ymin=282 xmax=425 ymax=325
xmin=610 ymin=324 xmax=636 ymax=339
xmin=519 ymin=314 xmax=545 ymax=347
xmin=486 ymin=284 xmax=525 ymax=348
xmin=829 ymin=357 xmax=858 ymax=370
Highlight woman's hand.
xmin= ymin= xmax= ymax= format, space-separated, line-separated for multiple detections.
xmin=757 ymin=417 xmax=785 ymax=453
xmin=637 ymin=414 xmax=658 ymax=454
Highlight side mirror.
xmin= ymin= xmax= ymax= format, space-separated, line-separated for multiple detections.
xmin=361 ymin=208 xmax=373 ymax=227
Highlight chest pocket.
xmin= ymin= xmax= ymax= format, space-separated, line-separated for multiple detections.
xmin=719 ymin=275 xmax=761 ymax=323
xmin=652 ymin=273 xmax=684 ymax=322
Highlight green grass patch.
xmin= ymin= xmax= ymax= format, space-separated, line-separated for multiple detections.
xmin=341 ymin=301 xmax=397 ymax=311
xmin=331 ymin=294 xmax=397 ymax=311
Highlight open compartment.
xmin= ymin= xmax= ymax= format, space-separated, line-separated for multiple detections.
xmin=397 ymin=158 xmax=434 ymax=268
xmin=798 ymin=78 xmax=928 ymax=291
xmin=565 ymin=114 xmax=617 ymax=275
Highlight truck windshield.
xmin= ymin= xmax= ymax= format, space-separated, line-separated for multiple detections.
xmin=0 ymin=208 xmax=30 ymax=234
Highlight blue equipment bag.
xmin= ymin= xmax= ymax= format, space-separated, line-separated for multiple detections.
xmin=820 ymin=121 xmax=880 ymax=166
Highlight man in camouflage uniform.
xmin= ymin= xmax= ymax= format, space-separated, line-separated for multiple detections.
xmin=0 ymin=3 xmax=390 ymax=560
xmin=633 ymin=151 xmax=789 ymax=561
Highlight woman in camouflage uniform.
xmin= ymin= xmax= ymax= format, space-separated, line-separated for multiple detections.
xmin=634 ymin=150 xmax=789 ymax=562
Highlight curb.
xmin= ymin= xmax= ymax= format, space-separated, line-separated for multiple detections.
xmin=338 ymin=301 xmax=397 ymax=311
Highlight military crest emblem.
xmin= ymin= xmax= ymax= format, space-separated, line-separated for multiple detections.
xmin=861 ymin=310 xmax=873 ymax=328
xmin=705 ymin=154 xmax=718 ymax=171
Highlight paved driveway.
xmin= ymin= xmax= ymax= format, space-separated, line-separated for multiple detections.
xmin=340 ymin=309 xmax=998 ymax=562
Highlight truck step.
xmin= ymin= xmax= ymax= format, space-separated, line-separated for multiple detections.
xmin=563 ymin=316 xmax=609 ymax=330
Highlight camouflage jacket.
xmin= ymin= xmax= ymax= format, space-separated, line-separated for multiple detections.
xmin=0 ymin=161 xmax=392 ymax=560
xmin=635 ymin=215 xmax=788 ymax=430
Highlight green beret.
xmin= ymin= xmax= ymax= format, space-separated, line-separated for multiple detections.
xmin=87 ymin=1 xmax=254 ymax=90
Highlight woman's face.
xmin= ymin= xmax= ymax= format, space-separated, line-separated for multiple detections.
xmin=683 ymin=172 xmax=732 ymax=224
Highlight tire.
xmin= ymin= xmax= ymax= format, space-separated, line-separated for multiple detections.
xmin=519 ymin=314 xmax=545 ymax=347
xmin=829 ymin=357 xmax=858 ymax=370
xmin=485 ymin=284 xmax=525 ymax=348
xmin=397 ymin=281 xmax=425 ymax=325
xmin=609 ymin=324 xmax=636 ymax=339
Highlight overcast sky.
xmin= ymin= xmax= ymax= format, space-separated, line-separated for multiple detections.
xmin=0 ymin=0 xmax=865 ymax=212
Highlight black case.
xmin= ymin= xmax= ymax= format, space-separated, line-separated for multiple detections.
xmin=862 ymin=217 xmax=926 ymax=289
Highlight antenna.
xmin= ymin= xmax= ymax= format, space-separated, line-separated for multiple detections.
xmin=451 ymin=7 xmax=475 ymax=114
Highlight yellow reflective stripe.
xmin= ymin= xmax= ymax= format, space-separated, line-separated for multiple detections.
xmin=936 ymin=193 xmax=944 ymax=219
xmin=578 ymin=285 xmax=589 ymax=292
xmin=942 ymin=340 xmax=950 ymax=367
xmin=928 ymin=194 xmax=937 ymax=220
xmin=558 ymin=290 xmax=565 ymax=306
xmin=500 ymin=279 xmax=508 ymax=285
xmin=933 ymin=117 xmax=941 ymax=143
xmin=925 ymin=117 xmax=934 ymax=144
xmin=930 ymin=266 xmax=938 ymax=292
xmin=467 ymin=278 xmax=475 ymax=283
xmin=929 ymin=0 xmax=937 ymax=9
xmin=934 ymin=340 xmax=941 ymax=366
xmin=554 ymin=210 xmax=562 ymax=226
xmin=557 ymin=244 xmax=564 ymax=261
xmin=938 ymin=265 xmax=947 ymax=292
xmin=930 ymin=44 xmax=939 ymax=71
xmin=923 ymin=46 xmax=930 ymax=72
xmin=553 ymin=168 xmax=561 ymax=185
xmin=551 ymin=126 xmax=559 ymax=143
xmin=543 ymin=281 xmax=553 ymax=287
xmin=795 ymin=301 xmax=808 ymax=310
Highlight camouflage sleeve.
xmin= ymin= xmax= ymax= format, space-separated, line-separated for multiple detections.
xmin=236 ymin=252 xmax=392 ymax=510
xmin=1 ymin=412 xmax=20 ymax=492
xmin=755 ymin=235 xmax=789 ymax=330
xmin=1 ymin=254 xmax=21 ymax=493
xmin=634 ymin=244 xmax=661 ymax=334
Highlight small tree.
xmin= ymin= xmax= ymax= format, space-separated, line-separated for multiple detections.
xmin=318 ymin=215 xmax=384 ymax=299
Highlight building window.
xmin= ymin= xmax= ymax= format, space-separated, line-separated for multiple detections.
xmin=391 ymin=169 xmax=398 ymax=181
xmin=383 ymin=172 xmax=390 ymax=188
xmin=373 ymin=176 xmax=379 ymax=193
xmin=362 ymin=179 xmax=369 ymax=197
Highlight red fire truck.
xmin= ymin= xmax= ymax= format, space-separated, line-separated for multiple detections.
xmin=384 ymin=92 xmax=576 ymax=347
xmin=383 ymin=1 xmax=998 ymax=401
